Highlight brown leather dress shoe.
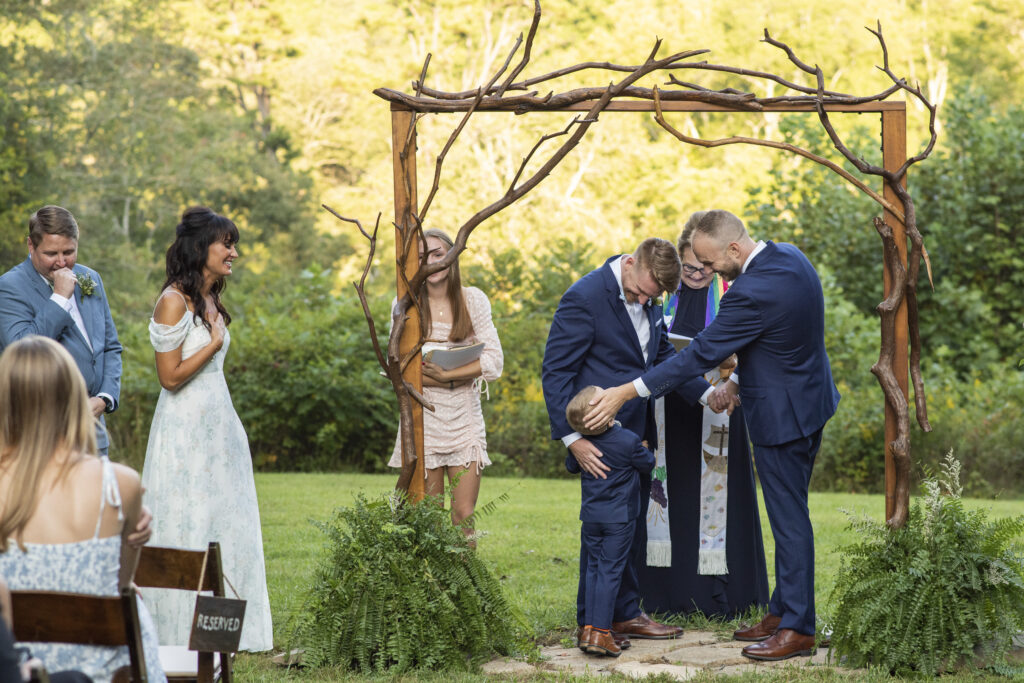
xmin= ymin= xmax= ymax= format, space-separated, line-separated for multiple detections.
xmin=741 ymin=628 xmax=816 ymax=661
xmin=576 ymin=625 xmax=592 ymax=651
xmin=611 ymin=612 xmax=682 ymax=639
xmin=611 ymin=631 xmax=631 ymax=650
xmin=733 ymin=613 xmax=781 ymax=642
xmin=585 ymin=629 xmax=621 ymax=657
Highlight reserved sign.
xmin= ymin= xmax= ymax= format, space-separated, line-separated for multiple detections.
xmin=189 ymin=595 xmax=247 ymax=652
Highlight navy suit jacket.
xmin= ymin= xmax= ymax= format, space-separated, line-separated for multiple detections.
xmin=565 ymin=424 xmax=655 ymax=523
xmin=0 ymin=257 xmax=122 ymax=451
xmin=642 ymin=242 xmax=840 ymax=447
xmin=542 ymin=256 xmax=708 ymax=447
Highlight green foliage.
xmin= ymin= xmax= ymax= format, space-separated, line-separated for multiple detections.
xmin=915 ymin=367 xmax=1024 ymax=497
xmin=746 ymin=96 xmax=1024 ymax=379
xmin=226 ymin=268 xmax=397 ymax=472
xmin=815 ymin=356 xmax=1024 ymax=496
xmin=914 ymin=91 xmax=1024 ymax=367
xmin=746 ymin=116 xmax=883 ymax=316
xmin=828 ymin=453 xmax=1024 ymax=675
xmin=296 ymin=491 xmax=529 ymax=674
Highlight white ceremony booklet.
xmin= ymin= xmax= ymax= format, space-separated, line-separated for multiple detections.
xmin=668 ymin=333 xmax=692 ymax=352
xmin=421 ymin=341 xmax=485 ymax=370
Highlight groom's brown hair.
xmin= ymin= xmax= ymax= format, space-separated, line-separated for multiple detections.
xmin=634 ymin=237 xmax=681 ymax=295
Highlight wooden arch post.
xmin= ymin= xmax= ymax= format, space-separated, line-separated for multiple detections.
xmin=391 ymin=109 xmax=426 ymax=501
xmin=881 ymin=108 xmax=909 ymax=521
xmin=389 ymin=98 xmax=910 ymax=514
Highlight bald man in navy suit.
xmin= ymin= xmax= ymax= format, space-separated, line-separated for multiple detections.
xmin=585 ymin=210 xmax=840 ymax=661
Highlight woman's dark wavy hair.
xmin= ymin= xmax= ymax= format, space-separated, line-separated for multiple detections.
xmin=161 ymin=206 xmax=239 ymax=331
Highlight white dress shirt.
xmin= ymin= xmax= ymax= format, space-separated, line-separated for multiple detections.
xmin=43 ymin=273 xmax=92 ymax=351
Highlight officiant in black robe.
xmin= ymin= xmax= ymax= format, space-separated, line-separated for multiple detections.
xmin=636 ymin=221 xmax=769 ymax=618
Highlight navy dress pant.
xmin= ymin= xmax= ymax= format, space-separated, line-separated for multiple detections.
xmin=576 ymin=476 xmax=649 ymax=626
xmin=581 ymin=521 xmax=635 ymax=630
xmin=753 ymin=428 xmax=822 ymax=636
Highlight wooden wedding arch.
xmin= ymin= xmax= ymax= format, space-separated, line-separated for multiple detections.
xmin=330 ymin=2 xmax=934 ymax=528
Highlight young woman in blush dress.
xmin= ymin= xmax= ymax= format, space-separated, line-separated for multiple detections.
xmin=388 ymin=229 xmax=504 ymax=544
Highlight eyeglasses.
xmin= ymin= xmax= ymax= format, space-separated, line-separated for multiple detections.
xmin=682 ymin=263 xmax=710 ymax=275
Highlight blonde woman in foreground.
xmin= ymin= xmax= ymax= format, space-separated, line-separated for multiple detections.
xmin=0 ymin=336 xmax=165 ymax=682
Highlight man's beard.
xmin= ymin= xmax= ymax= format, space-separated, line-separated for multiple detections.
xmin=719 ymin=263 xmax=742 ymax=281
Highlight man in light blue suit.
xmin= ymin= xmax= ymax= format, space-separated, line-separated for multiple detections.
xmin=0 ymin=205 xmax=122 ymax=455
xmin=543 ymin=237 xmax=710 ymax=644
xmin=585 ymin=210 xmax=840 ymax=662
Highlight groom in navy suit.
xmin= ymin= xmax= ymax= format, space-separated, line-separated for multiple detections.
xmin=585 ymin=210 xmax=840 ymax=661
xmin=0 ymin=205 xmax=123 ymax=455
xmin=543 ymin=237 xmax=710 ymax=643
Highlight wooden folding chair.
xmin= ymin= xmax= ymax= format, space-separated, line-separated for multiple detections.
xmin=135 ymin=542 xmax=234 ymax=683
xmin=11 ymin=586 xmax=147 ymax=683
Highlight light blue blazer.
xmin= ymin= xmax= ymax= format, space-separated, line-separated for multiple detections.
xmin=0 ymin=257 xmax=122 ymax=452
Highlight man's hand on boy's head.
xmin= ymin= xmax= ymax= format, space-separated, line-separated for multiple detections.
xmin=584 ymin=384 xmax=636 ymax=431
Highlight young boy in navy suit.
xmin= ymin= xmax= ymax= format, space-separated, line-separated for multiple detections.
xmin=565 ymin=385 xmax=656 ymax=657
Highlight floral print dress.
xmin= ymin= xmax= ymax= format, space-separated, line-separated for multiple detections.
xmin=140 ymin=292 xmax=273 ymax=651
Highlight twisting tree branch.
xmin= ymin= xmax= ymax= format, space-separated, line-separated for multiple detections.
xmin=871 ymin=216 xmax=912 ymax=528
xmin=414 ymin=54 xmax=431 ymax=99
xmin=321 ymin=206 xmax=388 ymax=373
xmin=651 ymin=87 xmax=905 ymax=221
xmin=419 ymin=14 xmax=532 ymax=225
xmin=496 ymin=0 xmax=541 ymax=97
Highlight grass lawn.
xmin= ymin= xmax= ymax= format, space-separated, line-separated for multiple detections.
xmin=234 ymin=472 xmax=1024 ymax=681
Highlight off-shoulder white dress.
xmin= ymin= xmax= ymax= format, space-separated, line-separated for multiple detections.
xmin=389 ymin=286 xmax=503 ymax=472
xmin=140 ymin=291 xmax=273 ymax=651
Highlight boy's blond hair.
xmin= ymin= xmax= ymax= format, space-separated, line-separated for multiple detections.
xmin=566 ymin=385 xmax=611 ymax=436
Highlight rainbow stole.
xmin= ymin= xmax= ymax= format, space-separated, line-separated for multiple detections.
xmin=704 ymin=274 xmax=728 ymax=327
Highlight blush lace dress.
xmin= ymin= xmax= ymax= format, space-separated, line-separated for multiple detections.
xmin=0 ymin=457 xmax=166 ymax=683
xmin=388 ymin=286 xmax=503 ymax=472
xmin=140 ymin=293 xmax=273 ymax=651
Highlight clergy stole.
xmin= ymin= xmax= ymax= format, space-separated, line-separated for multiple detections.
xmin=647 ymin=275 xmax=731 ymax=573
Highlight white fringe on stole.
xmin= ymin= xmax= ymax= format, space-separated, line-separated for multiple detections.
xmin=698 ymin=548 xmax=729 ymax=575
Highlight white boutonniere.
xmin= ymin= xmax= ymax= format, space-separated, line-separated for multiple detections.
xmin=76 ymin=273 xmax=96 ymax=297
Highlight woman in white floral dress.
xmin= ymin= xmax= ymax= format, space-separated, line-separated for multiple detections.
xmin=141 ymin=206 xmax=272 ymax=652
xmin=388 ymin=229 xmax=503 ymax=543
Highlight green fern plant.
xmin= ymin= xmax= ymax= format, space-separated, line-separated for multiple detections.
xmin=295 ymin=490 xmax=529 ymax=673
xmin=827 ymin=451 xmax=1024 ymax=675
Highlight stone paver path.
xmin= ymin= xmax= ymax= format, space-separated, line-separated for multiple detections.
xmin=484 ymin=632 xmax=1024 ymax=679
xmin=483 ymin=631 xmax=834 ymax=679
